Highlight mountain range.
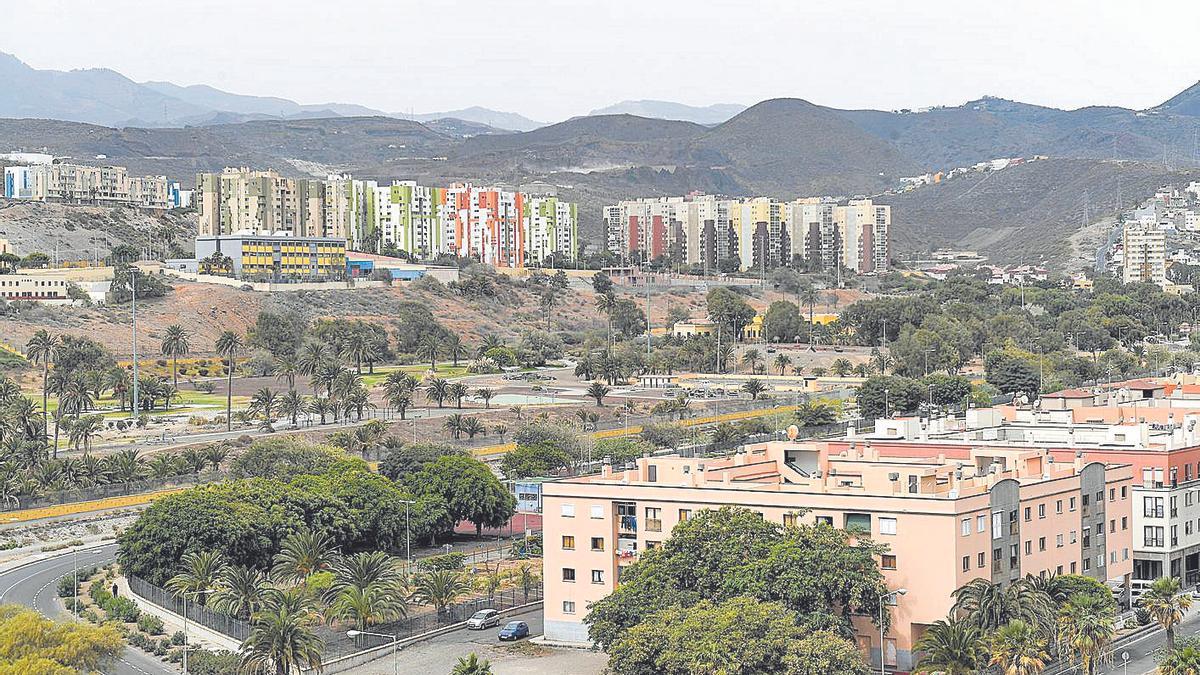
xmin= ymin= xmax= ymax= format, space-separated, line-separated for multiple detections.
xmin=587 ymin=100 xmax=747 ymax=125
xmin=5 ymin=48 xmax=1200 ymax=264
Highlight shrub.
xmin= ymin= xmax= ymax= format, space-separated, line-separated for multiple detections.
xmin=170 ymin=631 xmax=186 ymax=646
xmin=137 ymin=613 xmax=165 ymax=635
xmin=102 ymin=595 xmax=141 ymax=623
xmin=188 ymin=650 xmax=241 ymax=675
xmin=1136 ymin=607 xmax=1151 ymax=625
xmin=417 ymin=552 xmax=464 ymax=571
xmin=57 ymin=575 xmax=77 ymax=598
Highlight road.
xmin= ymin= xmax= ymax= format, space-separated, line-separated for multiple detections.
xmin=0 ymin=543 xmax=176 ymax=675
xmin=1091 ymin=604 xmax=1200 ymax=675
xmin=353 ymin=606 xmax=606 ymax=675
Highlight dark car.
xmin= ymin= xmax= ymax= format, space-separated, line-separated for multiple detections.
xmin=498 ymin=620 xmax=530 ymax=641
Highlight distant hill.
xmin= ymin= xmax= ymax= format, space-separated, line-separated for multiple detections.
xmin=395 ymin=107 xmax=544 ymax=132
xmin=1151 ymin=81 xmax=1200 ymax=117
xmin=588 ymin=100 xmax=747 ymax=125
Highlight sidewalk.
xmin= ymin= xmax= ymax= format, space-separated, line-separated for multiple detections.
xmin=116 ymin=576 xmax=240 ymax=652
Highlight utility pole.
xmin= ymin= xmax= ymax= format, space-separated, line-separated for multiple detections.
xmin=645 ymin=265 xmax=651 ymax=360
xmin=131 ymin=270 xmax=139 ymax=420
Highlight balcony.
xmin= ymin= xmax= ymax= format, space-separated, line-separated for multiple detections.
xmin=618 ymin=515 xmax=638 ymax=534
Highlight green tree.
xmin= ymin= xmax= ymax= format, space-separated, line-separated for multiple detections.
xmin=762 ymin=300 xmax=805 ymax=344
xmin=239 ymin=588 xmax=324 ymax=675
xmin=272 ymin=527 xmax=338 ymax=583
xmin=856 ymin=375 xmax=922 ymax=419
xmin=1141 ymin=576 xmax=1193 ymax=651
xmin=160 ymin=324 xmax=190 ymax=390
xmin=952 ymin=577 xmax=1054 ymax=633
xmin=447 ymin=381 xmax=469 ymax=409
xmin=1057 ymin=593 xmax=1115 ymax=675
xmin=411 ymin=568 xmax=472 ymax=619
xmin=451 ymin=653 xmax=493 ymax=675
xmin=742 ymin=378 xmax=766 ymax=400
xmin=912 ymin=615 xmax=981 ymax=675
xmin=707 ymin=287 xmax=756 ymax=341
xmin=407 ymin=455 xmax=516 ymax=537
xmin=1160 ymin=637 xmax=1200 ymax=675
xmin=986 ymin=620 xmax=1049 ymax=675
xmin=587 ymin=381 xmax=610 ymax=406
xmin=215 ymin=330 xmax=244 ymax=432
xmin=166 ymin=550 xmax=227 ymax=607
xmin=210 ymin=566 xmax=267 ymax=620
xmin=0 ymin=604 xmax=124 ymax=672
xmin=607 ymin=597 xmax=867 ymax=675
xmin=426 ymin=377 xmax=449 ymax=408
xmin=500 ymin=443 xmax=573 ymax=479
xmin=25 ymin=329 xmax=58 ymax=447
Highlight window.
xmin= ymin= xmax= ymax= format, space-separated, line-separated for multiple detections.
xmin=591 ymin=569 xmax=605 ymax=584
xmin=1024 ymin=507 xmax=1031 ymax=522
xmin=845 ymin=513 xmax=872 ymax=533
xmin=1083 ymin=494 xmax=1090 ymax=507
xmin=562 ymin=535 xmax=575 ymax=550
xmin=815 ymin=515 xmax=833 ymax=526
xmin=647 ymin=465 xmax=657 ymax=482
xmin=562 ymin=568 xmax=576 ymax=582
xmin=1039 ymin=537 xmax=1046 ymax=551
xmin=1039 ymin=504 xmax=1046 ymax=519
xmin=1144 ymin=526 xmax=1165 ymax=548
xmin=590 ymin=537 xmax=605 ymax=552
xmin=1121 ymin=486 xmax=1128 ymax=499
xmin=561 ymin=503 xmax=575 ymax=518
xmin=962 ymin=518 xmax=971 ymax=536
xmin=1109 ymin=488 xmax=1116 ymax=501
xmin=1110 ymin=519 xmax=1116 ymax=534
xmin=881 ymin=554 xmax=897 ymax=570
xmin=1070 ymin=530 xmax=1077 ymax=544
xmin=1083 ymin=558 xmax=1091 ymax=572
xmin=1056 ymin=500 xmax=1063 ymax=514
xmin=1056 ymin=534 xmax=1064 ymax=548
xmin=978 ymin=552 xmax=985 ymax=568
xmin=1024 ymin=540 xmax=1031 ymax=555
xmin=1069 ymin=496 xmax=1077 ymax=512
xmin=1082 ymin=527 xmax=1090 ymax=548
xmin=679 ymin=509 xmax=692 ymax=522
xmin=1145 ymin=496 xmax=1164 ymax=518
xmin=907 ymin=475 xmax=919 ymax=494
xmin=977 ymin=515 xmax=986 ymax=533
xmin=1122 ymin=516 xmax=1128 ymax=530
xmin=563 ymin=601 xmax=576 ymax=614
xmin=783 ymin=512 xmax=798 ymax=527
xmin=991 ymin=512 xmax=1003 ymax=539
xmin=646 ymin=541 xmax=661 ymax=550
xmin=879 ymin=517 xmax=897 ymax=535
xmin=645 ymin=507 xmax=662 ymax=532
xmin=962 ymin=555 xmax=970 ymax=572
xmin=590 ymin=505 xmax=604 ymax=519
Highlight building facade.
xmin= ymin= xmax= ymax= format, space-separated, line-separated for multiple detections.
xmin=0 ymin=275 xmax=70 ymax=303
xmin=525 ymin=196 xmax=578 ymax=264
xmin=542 ymin=440 xmax=1133 ymax=671
xmin=1122 ymin=219 xmax=1167 ymax=285
xmin=4 ymin=163 xmax=171 ymax=208
xmin=604 ymin=194 xmax=890 ymax=273
xmin=194 ymin=234 xmax=346 ymax=282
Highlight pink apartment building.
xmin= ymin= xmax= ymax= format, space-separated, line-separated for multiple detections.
xmin=542 ymin=439 xmax=1133 ymax=672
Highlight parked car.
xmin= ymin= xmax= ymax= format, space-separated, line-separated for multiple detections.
xmin=498 ymin=620 xmax=530 ymax=641
xmin=467 ymin=609 xmax=500 ymax=630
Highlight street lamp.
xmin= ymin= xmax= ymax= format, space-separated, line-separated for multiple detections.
xmin=878 ymin=588 xmax=907 ymax=675
xmin=399 ymin=499 xmax=415 ymax=571
xmin=883 ymin=388 xmax=890 ymax=419
xmin=73 ymin=548 xmax=103 ymax=619
xmin=347 ymin=630 xmax=399 ymax=675
xmin=182 ymin=588 xmax=214 ymax=675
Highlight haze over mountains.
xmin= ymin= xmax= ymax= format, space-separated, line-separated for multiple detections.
xmin=5 ymin=48 xmax=1200 ymax=264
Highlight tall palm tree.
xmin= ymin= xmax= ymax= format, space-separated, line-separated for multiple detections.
xmin=329 ymin=551 xmax=405 ymax=594
xmin=595 ymin=292 xmax=618 ymax=346
xmin=773 ymin=353 xmax=792 ymax=376
xmin=296 ymin=342 xmax=331 ymax=384
xmin=587 ymin=381 xmax=610 ymax=407
xmin=741 ymin=348 xmax=761 ymax=374
xmin=416 ymin=335 xmax=440 ymax=372
xmin=451 ymin=653 xmax=493 ymax=675
xmin=25 ymin=329 xmax=58 ymax=443
xmin=475 ymin=387 xmax=495 ymax=409
xmin=446 ymin=333 xmax=468 ymax=367
xmin=240 ymin=589 xmax=324 ymax=675
xmin=340 ymin=331 xmax=370 ymax=374
xmin=443 ymin=414 xmax=465 ymax=440
xmin=307 ymin=396 xmax=333 ymax=425
xmin=250 ymin=387 xmax=280 ymax=422
xmin=952 ymin=577 xmax=1054 ymax=633
xmin=742 ymin=378 xmax=766 ymax=400
xmin=798 ymin=281 xmax=819 ymax=335
xmin=210 ymin=565 xmax=266 ymax=620
xmin=411 ymin=568 xmax=471 ymax=620
xmin=160 ymin=324 xmax=190 ymax=390
xmin=166 ymin=550 xmax=227 ymax=607
xmin=215 ymin=330 xmax=244 ymax=432
xmin=1142 ymin=576 xmax=1194 ymax=650
xmin=987 ymin=620 xmax=1049 ymax=675
xmin=447 ymin=382 xmax=469 ymax=409
xmin=913 ymin=615 xmax=981 ymax=675
xmin=461 ymin=417 xmax=486 ymax=440
xmin=271 ymin=527 xmax=338 ymax=583
xmin=274 ymin=354 xmax=298 ymax=390
xmin=426 ymin=377 xmax=449 ymax=408
xmin=326 ymin=582 xmax=408 ymax=634
xmin=1058 ymin=593 xmax=1115 ymax=675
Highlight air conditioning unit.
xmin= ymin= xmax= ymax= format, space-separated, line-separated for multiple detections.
xmin=888 ymin=472 xmax=900 ymax=481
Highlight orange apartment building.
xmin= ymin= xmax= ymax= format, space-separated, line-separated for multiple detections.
xmin=542 ymin=439 xmax=1133 ymax=672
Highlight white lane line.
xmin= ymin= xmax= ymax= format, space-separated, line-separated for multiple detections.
xmin=0 ymin=556 xmax=83 ymax=600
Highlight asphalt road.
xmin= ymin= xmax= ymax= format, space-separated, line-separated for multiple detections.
xmin=0 ymin=543 xmax=176 ymax=675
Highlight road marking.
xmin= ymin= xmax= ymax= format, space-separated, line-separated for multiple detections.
xmin=0 ymin=556 xmax=81 ymax=600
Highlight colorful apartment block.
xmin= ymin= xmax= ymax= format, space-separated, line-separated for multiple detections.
xmin=604 ymin=194 xmax=890 ymax=273
xmin=525 ymin=196 xmax=578 ymax=264
xmin=194 ymin=233 xmax=346 ymax=283
xmin=5 ymin=163 xmax=172 ymax=208
xmin=542 ymin=439 xmax=1133 ymax=671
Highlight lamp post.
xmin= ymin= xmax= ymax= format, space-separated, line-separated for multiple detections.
xmin=884 ymin=388 xmax=890 ymax=419
xmin=878 ymin=588 xmax=907 ymax=675
xmin=182 ymin=588 xmax=214 ymax=675
xmin=399 ymin=499 xmax=415 ymax=571
xmin=347 ymin=630 xmax=399 ymax=675
xmin=73 ymin=548 xmax=101 ymax=619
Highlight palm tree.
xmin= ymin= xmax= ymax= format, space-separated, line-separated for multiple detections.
xmin=475 ymin=388 xmax=495 ymax=409
xmin=492 ymin=422 xmax=508 ymax=443
xmin=447 ymin=382 xmax=469 ymax=409
xmin=166 ymin=550 xmax=227 ymax=607
xmin=272 ymin=527 xmax=338 ymax=583
xmin=240 ymin=588 xmax=324 ymax=675
xmin=516 ymin=563 xmax=539 ymax=603
xmin=461 ymin=417 xmax=486 ymax=440
xmin=1160 ymin=642 xmax=1200 ymax=675
xmin=278 ymin=390 xmax=306 ymax=426
xmin=340 ymin=331 xmax=370 ymax=374
xmin=416 ymin=335 xmax=440 ymax=372
xmin=274 ymin=354 xmax=298 ymax=390
xmin=446 ymin=333 xmax=468 ymax=367
xmin=25 ymin=329 xmax=58 ymax=443
xmin=741 ymin=348 xmax=761 ymax=374
xmin=296 ymin=342 xmax=331 ymax=384
xmin=451 ymin=653 xmax=493 ymax=675
xmin=1141 ymin=576 xmax=1193 ymax=650
xmin=210 ymin=565 xmax=267 ymax=620
xmin=387 ymin=389 xmax=412 ymax=421
xmin=1058 ymin=593 xmax=1115 ymax=675
xmin=160 ymin=324 xmax=190 ymax=390
xmin=307 ymin=397 xmax=333 ymax=425
xmin=147 ymin=453 xmax=182 ymax=479
xmin=773 ymin=353 xmax=792 ymax=376
xmin=203 ymin=443 xmax=230 ymax=472
xmin=443 ymin=414 xmax=465 ymax=440
xmin=411 ymin=568 xmax=471 ymax=620
xmin=105 ymin=448 xmax=146 ymax=483
xmin=798 ymin=282 xmax=819 ymax=335
xmin=952 ymin=577 xmax=1054 ymax=633
xmin=831 ymin=357 xmax=853 ymax=377
xmin=250 ymin=387 xmax=280 ymax=422
xmin=326 ymin=582 xmax=408 ymax=634
xmin=215 ymin=330 xmax=244 ymax=432
xmin=987 ymin=620 xmax=1049 ymax=675
xmin=912 ymin=615 xmax=981 ymax=675
xmin=329 ymin=551 xmax=405 ymax=593
xmin=596 ymin=292 xmax=617 ymax=346
xmin=742 ymin=378 xmax=766 ymax=400
xmin=587 ymin=381 xmax=610 ymax=407
xmin=426 ymin=377 xmax=449 ymax=408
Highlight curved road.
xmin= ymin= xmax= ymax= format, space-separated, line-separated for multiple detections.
xmin=0 ymin=543 xmax=176 ymax=674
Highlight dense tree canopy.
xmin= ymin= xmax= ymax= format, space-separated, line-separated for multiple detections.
xmin=405 ymin=455 xmax=516 ymax=536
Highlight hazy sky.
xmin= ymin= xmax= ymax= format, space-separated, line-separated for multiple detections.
xmin=4 ymin=0 xmax=1200 ymax=122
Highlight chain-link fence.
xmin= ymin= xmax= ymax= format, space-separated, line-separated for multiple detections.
xmin=127 ymin=574 xmax=250 ymax=640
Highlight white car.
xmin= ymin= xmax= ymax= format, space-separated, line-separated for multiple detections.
xmin=467 ymin=609 xmax=501 ymax=630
